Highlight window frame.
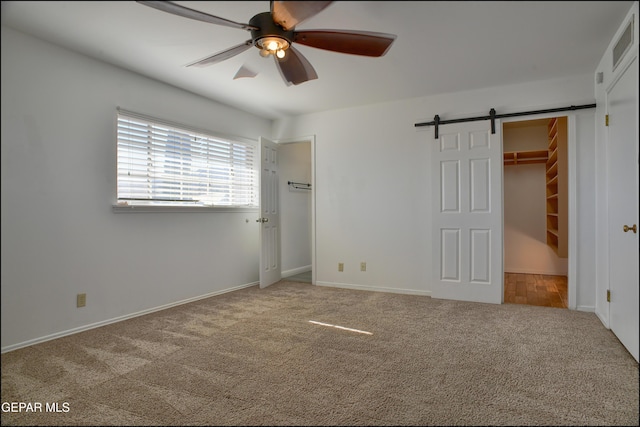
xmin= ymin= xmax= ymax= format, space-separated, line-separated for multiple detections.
xmin=113 ymin=108 xmax=259 ymax=213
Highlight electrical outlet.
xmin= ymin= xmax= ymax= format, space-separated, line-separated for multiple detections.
xmin=338 ymin=263 xmax=344 ymax=272
xmin=77 ymin=293 xmax=86 ymax=308
xmin=360 ymin=262 xmax=366 ymax=272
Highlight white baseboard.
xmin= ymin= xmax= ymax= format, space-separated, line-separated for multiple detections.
xmin=1 ymin=281 xmax=258 ymax=354
xmin=315 ymin=281 xmax=431 ymax=297
xmin=282 ymin=265 xmax=312 ymax=278
xmin=575 ymin=305 xmax=595 ymax=312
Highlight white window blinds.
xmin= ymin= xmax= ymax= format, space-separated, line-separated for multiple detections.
xmin=117 ymin=111 xmax=258 ymax=208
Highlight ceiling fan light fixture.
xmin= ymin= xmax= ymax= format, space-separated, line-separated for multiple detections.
xmin=257 ymin=36 xmax=289 ymax=58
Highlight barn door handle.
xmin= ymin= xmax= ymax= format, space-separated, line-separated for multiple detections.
xmin=623 ymin=224 xmax=637 ymax=233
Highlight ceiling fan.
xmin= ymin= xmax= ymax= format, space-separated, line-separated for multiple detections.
xmin=137 ymin=1 xmax=397 ymax=86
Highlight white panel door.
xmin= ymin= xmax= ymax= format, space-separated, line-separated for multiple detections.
xmin=431 ymin=121 xmax=503 ymax=304
xmin=607 ymin=57 xmax=639 ymax=362
xmin=259 ymin=137 xmax=280 ymax=288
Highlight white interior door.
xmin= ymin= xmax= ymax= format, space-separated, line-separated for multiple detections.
xmin=431 ymin=121 xmax=503 ymax=304
xmin=259 ymin=136 xmax=280 ymax=288
xmin=607 ymin=57 xmax=639 ymax=362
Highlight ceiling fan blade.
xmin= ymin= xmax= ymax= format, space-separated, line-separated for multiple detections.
xmin=186 ymin=41 xmax=253 ymax=67
xmin=294 ymin=30 xmax=397 ymax=57
xmin=137 ymin=1 xmax=258 ymax=31
xmin=274 ymin=45 xmax=318 ymax=86
xmin=271 ymin=1 xmax=333 ymax=31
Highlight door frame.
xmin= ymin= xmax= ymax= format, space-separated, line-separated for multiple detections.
xmin=604 ymin=54 xmax=639 ymax=361
xmin=501 ymin=113 xmax=579 ymax=310
xmin=274 ymin=135 xmax=317 ymax=285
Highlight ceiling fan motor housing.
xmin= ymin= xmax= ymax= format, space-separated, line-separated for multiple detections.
xmin=249 ymin=12 xmax=295 ymax=50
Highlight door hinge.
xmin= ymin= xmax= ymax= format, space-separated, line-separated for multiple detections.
xmin=605 ymin=114 xmax=609 ymax=126
xmin=607 ymin=289 xmax=611 ymax=302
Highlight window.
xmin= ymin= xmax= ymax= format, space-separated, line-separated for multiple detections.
xmin=116 ymin=110 xmax=258 ymax=210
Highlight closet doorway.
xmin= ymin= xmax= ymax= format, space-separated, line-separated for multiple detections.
xmin=278 ymin=137 xmax=315 ymax=284
xmin=502 ymin=118 xmax=568 ymax=308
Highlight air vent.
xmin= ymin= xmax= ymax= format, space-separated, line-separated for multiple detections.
xmin=613 ymin=16 xmax=634 ymax=71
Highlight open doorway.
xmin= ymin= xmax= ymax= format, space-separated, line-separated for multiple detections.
xmin=502 ymin=118 xmax=568 ymax=308
xmin=277 ymin=137 xmax=314 ymax=284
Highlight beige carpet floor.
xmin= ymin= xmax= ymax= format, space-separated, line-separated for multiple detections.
xmin=1 ymin=280 xmax=638 ymax=426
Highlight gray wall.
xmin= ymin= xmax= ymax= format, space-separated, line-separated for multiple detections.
xmin=273 ymin=77 xmax=597 ymax=310
xmin=1 ymin=27 xmax=271 ymax=350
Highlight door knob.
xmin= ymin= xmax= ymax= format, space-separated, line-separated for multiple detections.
xmin=623 ymin=224 xmax=637 ymax=233
xmin=256 ymin=217 xmax=269 ymax=223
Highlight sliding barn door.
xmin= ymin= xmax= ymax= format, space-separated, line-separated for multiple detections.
xmin=431 ymin=121 xmax=503 ymax=304
xmin=259 ymin=137 xmax=281 ymax=288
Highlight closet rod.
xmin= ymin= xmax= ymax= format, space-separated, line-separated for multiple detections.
xmin=288 ymin=181 xmax=311 ymax=190
xmin=414 ymin=103 xmax=596 ymax=139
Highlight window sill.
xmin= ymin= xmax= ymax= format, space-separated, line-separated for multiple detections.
xmin=112 ymin=204 xmax=259 ymax=214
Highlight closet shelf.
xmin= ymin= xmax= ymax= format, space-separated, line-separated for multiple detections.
xmin=548 ymin=147 xmax=558 ymax=165
xmin=545 ymin=117 xmax=567 ymax=257
xmin=503 ymin=150 xmax=548 ymax=165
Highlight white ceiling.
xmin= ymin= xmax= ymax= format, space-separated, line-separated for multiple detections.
xmin=1 ymin=1 xmax=634 ymax=120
